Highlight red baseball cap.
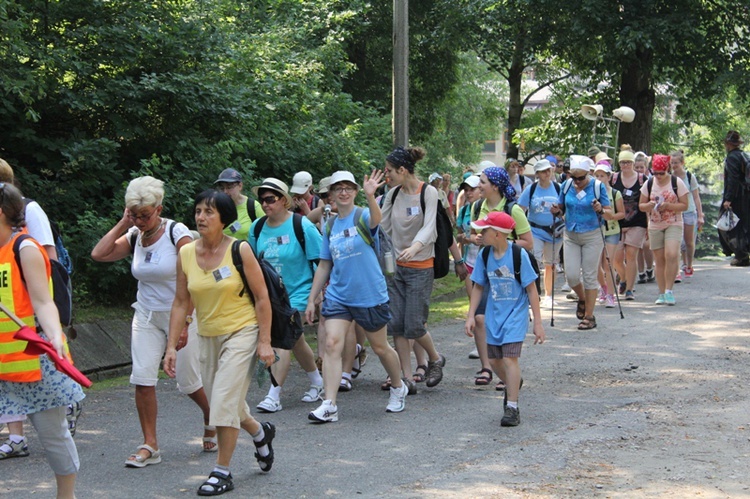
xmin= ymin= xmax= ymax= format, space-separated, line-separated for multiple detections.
xmin=470 ymin=211 xmax=516 ymax=233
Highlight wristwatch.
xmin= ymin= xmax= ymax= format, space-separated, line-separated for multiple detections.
xmin=185 ymin=316 xmax=194 ymax=324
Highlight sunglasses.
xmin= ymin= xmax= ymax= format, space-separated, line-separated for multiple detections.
xmin=571 ymin=174 xmax=588 ymax=182
xmin=259 ymin=195 xmax=279 ymax=205
xmin=652 ymin=171 xmax=668 ymax=176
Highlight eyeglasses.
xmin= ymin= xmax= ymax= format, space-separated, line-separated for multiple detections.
xmin=571 ymin=174 xmax=588 ymax=182
xmin=259 ymin=195 xmax=279 ymax=205
xmin=129 ymin=209 xmax=157 ymax=222
xmin=216 ymin=182 xmax=239 ymax=191
xmin=653 ymin=171 xmax=667 ymax=176
xmin=332 ymin=186 xmax=356 ymax=194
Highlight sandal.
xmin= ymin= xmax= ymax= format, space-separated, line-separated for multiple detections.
xmin=578 ymin=316 xmax=597 ymax=330
xmin=253 ymin=422 xmax=275 ymax=472
xmin=495 ymin=379 xmax=506 ymax=391
xmin=203 ymin=425 xmax=218 ymax=453
xmin=576 ymin=300 xmax=586 ymax=320
xmin=339 ymin=377 xmax=352 ymax=392
xmin=197 ymin=471 xmax=234 ymax=496
xmin=412 ymin=365 xmax=427 ymax=383
xmin=474 ymin=368 xmax=493 ymax=386
xmin=125 ymin=444 xmax=162 ymax=468
xmin=380 ymin=377 xmax=392 ymax=391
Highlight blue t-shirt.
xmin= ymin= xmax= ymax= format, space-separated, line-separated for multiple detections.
xmin=518 ymin=182 xmax=562 ymax=243
xmin=558 ymin=178 xmax=611 ymax=233
xmin=456 ymin=203 xmax=479 ymax=267
xmin=248 ymin=215 xmax=322 ymax=311
xmin=471 ymin=243 xmax=537 ymax=346
xmin=320 ymin=208 xmax=389 ymax=307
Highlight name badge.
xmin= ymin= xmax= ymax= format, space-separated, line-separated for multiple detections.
xmin=576 ymin=190 xmax=587 ymax=200
xmin=624 ymin=189 xmax=633 ymax=196
xmin=144 ymin=251 xmax=160 ymax=264
xmin=212 ymin=265 xmax=233 ymax=282
xmin=344 ymin=227 xmax=358 ymax=238
xmin=229 ymin=221 xmax=241 ymax=233
xmin=407 ymin=206 xmax=421 ymax=216
xmin=276 ymin=234 xmax=291 ymax=245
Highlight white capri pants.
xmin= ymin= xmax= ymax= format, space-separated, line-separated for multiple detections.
xmin=130 ymin=302 xmax=202 ymax=394
xmin=564 ymin=229 xmax=604 ymax=290
xmin=29 ymin=406 xmax=80 ymax=476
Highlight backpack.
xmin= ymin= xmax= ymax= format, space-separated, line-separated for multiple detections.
xmin=230 ymin=240 xmax=304 ymax=350
xmin=472 ymin=197 xmax=521 ymax=240
xmin=561 ymin=177 xmax=605 ymax=201
xmin=247 ymin=196 xmax=260 ymax=223
xmin=645 ymin=175 xmax=678 ymax=198
xmin=129 ymin=220 xmax=178 ymax=254
xmin=13 ymin=234 xmax=73 ymax=328
xmin=253 ymin=213 xmax=317 ymax=271
xmin=390 ymin=183 xmax=452 ymax=279
xmin=326 ymin=207 xmax=395 ymax=276
xmin=22 ymin=198 xmax=73 ymax=275
xmin=481 ymin=243 xmax=541 ymax=296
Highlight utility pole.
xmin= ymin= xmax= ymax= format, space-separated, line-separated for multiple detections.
xmin=392 ymin=0 xmax=408 ymax=148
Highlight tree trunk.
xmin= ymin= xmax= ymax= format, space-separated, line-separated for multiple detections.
xmin=506 ymin=63 xmax=524 ymax=160
xmin=617 ymin=50 xmax=655 ymax=155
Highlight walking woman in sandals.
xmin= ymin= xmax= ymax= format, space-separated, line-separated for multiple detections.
xmin=164 ymin=189 xmax=276 ymax=495
xmin=91 ymin=176 xmax=215 ymax=467
xmin=550 ymin=156 xmax=611 ymax=330
xmin=0 ymin=182 xmax=84 ymax=498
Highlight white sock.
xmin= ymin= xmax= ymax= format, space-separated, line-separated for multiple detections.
xmin=307 ymin=370 xmax=323 ymax=386
xmin=342 ymin=372 xmax=352 ymax=382
xmin=213 ymin=464 xmax=230 ymax=475
xmin=252 ymin=426 xmax=269 ymax=457
xmin=665 ymin=289 xmax=673 ymax=294
xmin=9 ymin=435 xmax=24 ymax=444
xmin=267 ymin=385 xmax=282 ymax=400
xmin=507 ymin=401 xmax=518 ymax=409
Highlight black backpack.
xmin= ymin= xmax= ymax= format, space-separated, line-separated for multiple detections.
xmin=472 ymin=197 xmax=521 ymax=240
xmin=231 ymin=240 xmax=303 ymax=350
xmin=645 ymin=175 xmax=678 ymax=197
xmin=13 ymin=234 xmax=73 ymax=328
xmin=391 ymin=183 xmax=452 ymax=279
xmin=481 ymin=243 xmax=541 ymax=296
xmin=246 ymin=196 xmax=260 ymax=223
xmin=129 ymin=220 xmax=179 ymax=253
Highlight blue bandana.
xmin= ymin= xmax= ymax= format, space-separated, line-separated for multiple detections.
xmin=483 ymin=166 xmax=516 ymax=200
xmin=386 ymin=147 xmax=415 ymax=170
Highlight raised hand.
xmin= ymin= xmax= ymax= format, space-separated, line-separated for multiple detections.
xmin=363 ymin=169 xmax=385 ymax=197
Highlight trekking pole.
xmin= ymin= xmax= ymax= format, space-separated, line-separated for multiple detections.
xmin=597 ymin=213 xmax=624 ymax=319
xmin=550 ymin=216 xmax=557 ymax=327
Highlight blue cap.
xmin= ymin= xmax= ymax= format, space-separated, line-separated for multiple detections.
xmin=545 ymin=155 xmax=558 ymax=165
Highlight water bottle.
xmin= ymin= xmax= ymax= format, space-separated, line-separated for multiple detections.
xmin=383 ymin=250 xmax=395 ymax=275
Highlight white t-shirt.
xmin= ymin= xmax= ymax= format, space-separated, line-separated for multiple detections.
xmin=24 ymin=201 xmax=55 ymax=247
xmin=129 ymin=220 xmax=193 ymax=312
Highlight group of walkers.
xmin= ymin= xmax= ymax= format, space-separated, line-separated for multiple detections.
xmin=1 ymin=129 xmax=747 ymax=498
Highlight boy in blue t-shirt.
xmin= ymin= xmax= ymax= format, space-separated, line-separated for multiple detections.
xmin=465 ymin=212 xmax=545 ymax=427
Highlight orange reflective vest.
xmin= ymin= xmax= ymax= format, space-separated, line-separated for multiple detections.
xmin=0 ymin=233 xmax=51 ymax=382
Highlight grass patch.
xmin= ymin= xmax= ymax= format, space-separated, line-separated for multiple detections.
xmin=75 ymin=304 xmax=133 ymax=323
xmin=431 ymin=276 xmax=466 ymax=299
xmin=429 ymin=295 xmax=469 ymax=324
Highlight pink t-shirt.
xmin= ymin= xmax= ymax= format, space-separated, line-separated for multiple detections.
xmin=640 ymin=176 xmax=688 ymax=230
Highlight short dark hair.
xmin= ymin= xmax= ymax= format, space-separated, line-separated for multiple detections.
xmin=194 ymin=189 xmax=237 ymax=229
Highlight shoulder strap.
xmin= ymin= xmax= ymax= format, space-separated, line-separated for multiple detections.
xmin=686 ymin=171 xmax=693 ymax=186
xmin=231 ymin=240 xmax=254 ymax=303
xmin=246 ymin=197 xmax=258 ymax=223
xmin=168 ymin=220 xmax=177 ymax=246
xmin=353 ymin=207 xmax=374 ymax=247
xmin=594 ymin=179 xmax=603 ymax=201
xmin=511 ymin=243 xmax=522 ymax=286
xmin=292 ymin=213 xmax=306 ymax=254
xmin=481 ymin=245 xmax=490 ymax=271
xmin=670 ymin=175 xmax=678 ymax=193
xmin=562 ymin=178 xmax=574 ymax=196
xmin=390 ymin=185 xmax=403 ymax=206
xmin=419 ymin=182 xmax=427 ymax=216
xmin=646 ymin=177 xmax=654 ymax=196
xmin=253 ymin=216 xmax=268 ymax=241
xmin=528 ymin=181 xmax=538 ymax=201
xmin=473 ymin=199 xmax=482 ymax=221
xmin=552 ymin=181 xmax=560 ymax=195
xmin=325 ymin=214 xmax=337 ymax=236
xmin=129 ymin=230 xmax=138 ymax=254
xmin=12 ymin=234 xmax=31 ymax=285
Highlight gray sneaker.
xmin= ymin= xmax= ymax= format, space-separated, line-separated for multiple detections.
xmin=0 ymin=438 xmax=29 ymax=459
xmin=425 ymin=354 xmax=446 ymax=387
xmin=501 ymin=406 xmax=520 ymax=427
xmin=386 ymin=382 xmax=408 ymax=413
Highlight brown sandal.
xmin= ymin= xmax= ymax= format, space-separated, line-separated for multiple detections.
xmin=578 ymin=316 xmax=597 ymax=330
xmin=576 ymin=300 xmax=586 ymax=320
xmin=413 ymin=365 xmax=427 ymax=383
xmin=380 ymin=377 xmax=392 ymax=390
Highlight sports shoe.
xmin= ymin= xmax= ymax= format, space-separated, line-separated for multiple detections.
xmin=624 ymin=290 xmax=634 ymax=301
xmin=664 ymin=291 xmax=676 ymax=306
xmin=645 ymin=269 xmax=655 ymax=282
xmin=541 ymin=296 xmax=557 ymax=309
xmin=561 ymin=282 xmax=571 ymax=292
xmin=66 ymin=401 xmax=83 ymax=437
xmin=556 ymin=263 xmax=564 ymax=274
xmin=637 ymin=272 xmax=647 ymax=284
xmin=597 ymin=287 xmax=606 ymax=303
xmin=566 ymin=292 xmax=579 ymax=301
xmin=253 ymin=422 xmax=275 ymax=472
xmin=605 ymin=294 xmax=616 ymax=308
xmin=301 ymin=385 xmax=324 ymax=403
xmin=654 ymin=294 xmax=666 ymax=305
xmin=0 ymin=438 xmax=29 ymax=459
xmin=501 ymin=406 xmax=521 ymax=427
xmin=386 ymin=381 xmax=408 ymax=413
xmin=684 ymin=267 xmax=694 ymax=277
xmin=618 ymin=281 xmax=627 ymax=295
xmin=425 ymin=354 xmax=445 ymax=387
xmin=468 ymin=348 xmax=480 ymax=359
xmin=308 ymin=400 xmax=338 ymax=423
xmin=674 ymin=271 xmax=682 ymax=283
xmin=256 ymin=396 xmax=282 ymax=413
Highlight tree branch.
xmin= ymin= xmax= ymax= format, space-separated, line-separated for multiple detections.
xmin=521 ymin=72 xmax=572 ymax=107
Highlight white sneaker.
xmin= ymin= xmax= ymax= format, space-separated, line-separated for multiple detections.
xmin=308 ymin=400 xmax=338 ymax=423
xmin=301 ymin=384 xmax=324 ymax=403
xmin=561 ymin=282 xmax=571 ymax=292
xmin=386 ymin=382 xmax=408 ymax=413
xmin=540 ymin=296 xmax=557 ymax=309
xmin=556 ymin=263 xmax=564 ymax=274
xmin=256 ymin=396 xmax=282 ymax=413
xmin=468 ymin=348 xmax=480 ymax=359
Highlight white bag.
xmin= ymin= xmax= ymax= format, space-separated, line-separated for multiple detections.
xmin=716 ymin=209 xmax=740 ymax=232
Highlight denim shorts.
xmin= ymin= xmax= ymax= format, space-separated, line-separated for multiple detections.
xmin=321 ymin=298 xmax=392 ymax=332
xmin=604 ymin=233 xmax=620 ymax=245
